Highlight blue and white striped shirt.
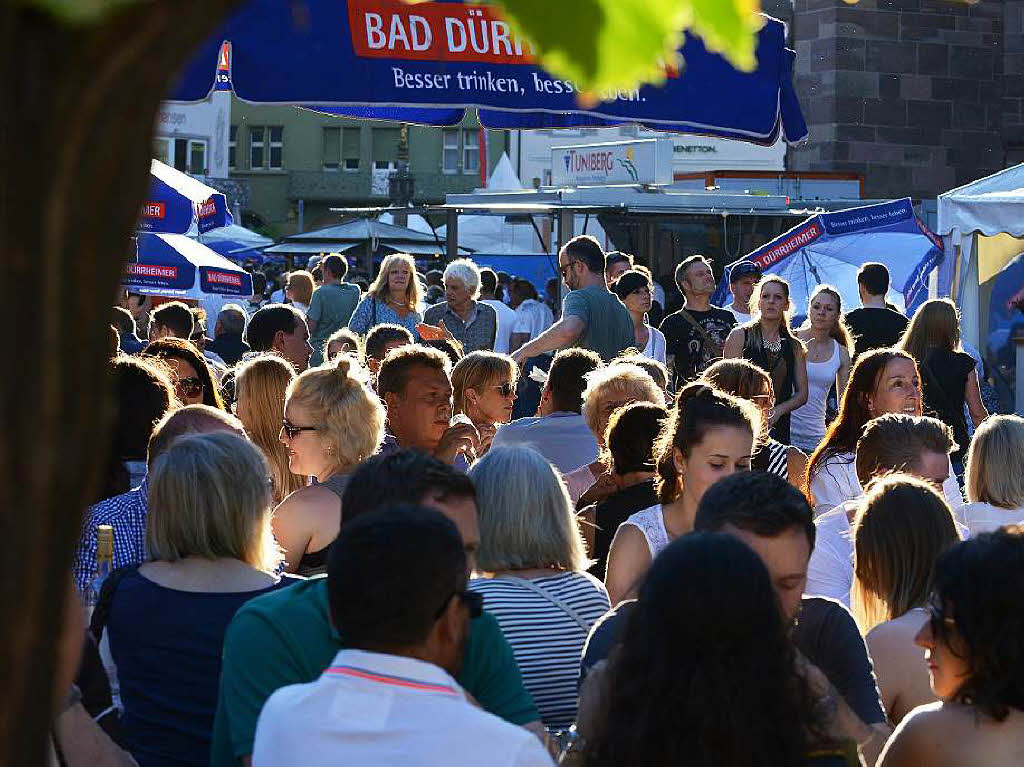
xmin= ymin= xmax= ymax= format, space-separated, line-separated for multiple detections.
xmin=73 ymin=482 xmax=148 ymax=596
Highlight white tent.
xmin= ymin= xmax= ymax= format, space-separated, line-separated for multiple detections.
xmin=937 ymin=163 xmax=1024 ymax=351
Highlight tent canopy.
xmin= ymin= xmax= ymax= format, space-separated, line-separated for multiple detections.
xmin=713 ymin=198 xmax=942 ymax=316
xmin=937 ymin=163 xmax=1024 ymax=239
xmin=126 ymin=233 xmax=253 ymax=299
xmin=141 ymin=160 xmax=233 ymax=234
xmin=264 ymin=218 xmax=469 ymax=257
xmin=166 ymin=1 xmax=806 ymax=145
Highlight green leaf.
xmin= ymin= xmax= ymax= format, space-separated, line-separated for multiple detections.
xmin=25 ymin=0 xmax=143 ymax=24
xmin=490 ymin=0 xmax=764 ymax=97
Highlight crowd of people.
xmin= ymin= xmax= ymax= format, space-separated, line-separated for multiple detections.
xmin=53 ymin=235 xmax=1024 ymax=766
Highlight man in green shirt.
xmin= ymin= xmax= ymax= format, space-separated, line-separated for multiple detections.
xmin=511 ymin=235 xmax=634 ymax=364
xmin=211 ymin=451 xmax=540 ymax=766
xmin=307 ymin=253 xmax=361 ymax=366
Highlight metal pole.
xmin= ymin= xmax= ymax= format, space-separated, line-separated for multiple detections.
xmin=1015 ymin=327 xmax=1024 ymax=415
xmin=446 ymin=208 xmax=459 ymax=261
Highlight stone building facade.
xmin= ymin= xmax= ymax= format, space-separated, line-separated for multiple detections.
xmin=783 ymin=0 xmax=1016 ymax=200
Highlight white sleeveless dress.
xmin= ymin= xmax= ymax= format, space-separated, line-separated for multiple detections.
xmin=622 ymin=504 xmax=670 ymax=559
xmin=790 ymin=339 xmax=843 ymax=454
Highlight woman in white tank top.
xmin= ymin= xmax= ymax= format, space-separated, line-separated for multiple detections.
xmin=791 ymin=286 xmax=851 ymax=454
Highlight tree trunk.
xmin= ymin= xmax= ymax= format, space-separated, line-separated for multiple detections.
xmin=0 ymin=2 xmax=238 ymax=762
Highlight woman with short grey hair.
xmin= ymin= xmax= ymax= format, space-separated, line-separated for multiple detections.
xmin=98 ymin=432 xmax=294 ymax=767
xmin=468 ymin=445 xmax=610 ymax=732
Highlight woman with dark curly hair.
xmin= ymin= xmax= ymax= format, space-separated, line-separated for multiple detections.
xmin=879 ymin=527 xmax=1024 ymax=766
xmin=581 ymin=532 xmax=843 ymax=767
xmin=144 ymin=337 xmax=225 ymax=410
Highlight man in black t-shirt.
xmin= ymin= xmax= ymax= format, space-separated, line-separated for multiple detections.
xmin=659 ymin=255 xmax=736 ymax=387
xmin=844 ymin=262 xmax=909 ymax=359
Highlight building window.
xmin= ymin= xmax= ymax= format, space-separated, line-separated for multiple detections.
xmin=372 ymin=128 xmax=399 ymax=172
xmin=228 ymin=126 xmax=237 ymax=170
xmin=189 ymin=141 xmax=207 ymax=175
xmin=250 ymin=127 xmax=264 ymax=169
xmin=269 ymin=126 xmax=283 ymax=169
xmin=463 ymin=129 xmax=479 ymax=174
xmin=342 ymin=127 xmax=361 ymax=171
xmin=442 ymin=129 xmax=459 ymax=173
xmin=153 ymin=138 xmax=170 ymax=166
xmin=322 ymin=126 xmax=340 ymax=171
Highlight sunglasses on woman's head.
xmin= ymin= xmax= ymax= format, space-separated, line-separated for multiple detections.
xmin=281 ymin=418 xmax=318 ymax=439
xmin=175 ymin=376 xmax=204 ymax=399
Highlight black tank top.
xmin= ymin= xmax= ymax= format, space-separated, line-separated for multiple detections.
xmin=743 ymin=326 xmax=796 ymax=445
xmin=296 ymin=473 xmax=350 ymax=577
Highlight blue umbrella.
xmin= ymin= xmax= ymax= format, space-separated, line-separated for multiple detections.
xmin=140 ymin=159 xmax=233 ymax=234
xmin=167 ymin=1 xmax=806 ymax=145
xmin=125 ymin=233 xmax=253 ymax=299
xmin=713 ymin=199 xmax=944 ymax=315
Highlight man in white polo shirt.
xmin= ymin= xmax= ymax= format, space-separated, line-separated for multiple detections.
xmin=252 ymin=506 xmax=553 ymax=767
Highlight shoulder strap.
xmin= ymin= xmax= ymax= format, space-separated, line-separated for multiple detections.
xmin=500 ymin=576 xmax=591 ymax=632
xmin=676 ymin=308 xmax=717 ymax=353
xmin=88 ymin=564 xmax=139 ymax=642
xmin=371 ymin=297 xmax=377 ymax=326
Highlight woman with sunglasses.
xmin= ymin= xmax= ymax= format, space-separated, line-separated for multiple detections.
xmin=143 ymin=337 xmax=224 ymax=410
xmin=451 ymin=351 xmax=518 ymax=455
xmin=610 ymin=269 xmax=667 ymax=365
xmin=878 ymin=526 xmax=1024 ymax=766
xmin=273 ymin=354 xmax=385 ymax=575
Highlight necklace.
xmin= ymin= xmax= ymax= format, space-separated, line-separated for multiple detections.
xmin=762 ymin=334 xmax=782 ymax=354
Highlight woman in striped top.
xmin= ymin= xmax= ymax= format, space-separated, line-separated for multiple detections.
xmin=467 ymin=446 xmax=610 ymax=732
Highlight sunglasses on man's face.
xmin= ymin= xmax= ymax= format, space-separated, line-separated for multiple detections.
xmin=558 ymin=260 xmax=580 ymax=279
xmin=175 ymin=376 xmax=204 ymax=399
xmin=281 ymin=418 xmax=318 ymax=440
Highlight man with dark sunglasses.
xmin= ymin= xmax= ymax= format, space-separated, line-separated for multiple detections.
xmin=251 ymin=506 xmax=552 ymax=767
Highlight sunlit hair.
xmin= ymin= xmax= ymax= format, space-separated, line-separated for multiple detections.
xmin=146 ymin=431 xmax=282 ymax=572
xmin=612 ymin=351 xmax=668 ymax=392
xmin=854 ymin=413 xmax=956 ymax=487
xmin=443 ymin=258 xmax=482 ymax=298
xmin=143 ymin=337 xmax=225 ymax=410
xmin=899 ymin=298 xmax=962 ymax=364
xmin=368 ymin=252 xmax=421 ymax=311
xmin=702 ymin=358 xmax=773 ymax=444
xmin=285 ymin=354 xmax=385 ymax=476
xmin=286 ymin=270 xmax=314 ymax=306
xmin=581 ymin=363 xmax=665 ymax=446
xmin=324 ymin=327 xmax=363 ymax=366
xmin=146 ymin=404 xmax=244 ymax=470
xmin=234 ymin=355 xmax=305 ymax=504
xmin=805 ymin=349 xmax=919 ymax=502
xmin=469 ymin=446 xmax=590 ymax=572
xmin=851 ymin=474 xmax=960 ymax=633
xmin=966 ymin=415 xmax=1024 ymax=510
xmin=450 ymin=351 xmax=518 ymax=416
xmin=801 ymin=284 xmax=854 ymax=349
xmin=656 ymin=383 xmax=759 ymax=504
xmin=929 ymin=526 xmax=1024 ymax=720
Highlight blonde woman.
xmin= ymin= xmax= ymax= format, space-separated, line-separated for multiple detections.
xmin=234 ymin=355 xmax=306 ymax=505
xmin=451 ymin=351 xmax=518 ymax=453
xmin=348 ymin=252 xmax=422 ymax=336
xmin=791 ymin=285 xmax=853 ymax=454
xmin=851 ymin=474 xmax=960 ymax=725
xmin=723 ymin=275 xmax=808 ymax=445
xmin=273 ymin=355 xmax=385 ymax=575
xmin=564 ymin=363 xmax=665 ymax=506
xmin=100 ymin=432 xmax=292 ymax=767
xmin=899 ymin=297 xmax=987 ymax=475
xmin=284 ymin=270 xmax=314 ymax=314
xmin=961 ymin=415 xmax=1024 ymax=536
xmin=468 ymin=446 xmax=610 ymax=730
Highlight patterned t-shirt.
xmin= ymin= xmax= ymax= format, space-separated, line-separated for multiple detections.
xmin=659 ymin=306 xmax=736 ymax=387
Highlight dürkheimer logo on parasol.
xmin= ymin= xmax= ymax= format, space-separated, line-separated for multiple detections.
xmin=141 ymin=202 xmax=166 ymax=219
xmin=128 ymin=264 xmax=177 ymax=279
xmin=198 ymin=199 xmax=218 ymax=218
xmin=753 ymin=223 xmax=822 ymax=269
xmin=206 ymin=270 xmax=242 ymax=287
